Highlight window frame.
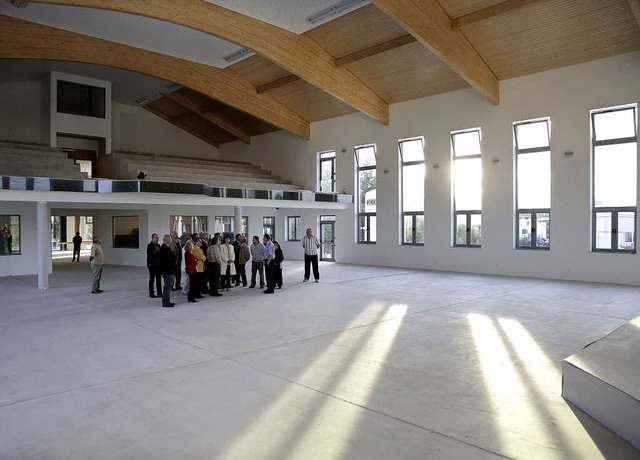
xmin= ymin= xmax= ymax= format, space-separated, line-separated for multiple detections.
xmin=318 ymin=150 xmax=337 ymax=192
xmin=451 ymin=128 xmax=482 ymax=248
xmin=399 ymin=137 xmax=425 ymax=246
xmin=0 ymin=215 xmax=21 ymax=256
xmin=514 ymin=117 xmax=551 ymax=250
xmin=287 ymin=216 xmax=301 ymax=241
xmin=590 ymin=105 xmax=638 ymax=254
xmin=355 ymin=144 xmax=377 ymax=244
xmin=215 ymin=216 xmax=234 ymax=234
xmin=263 ymin=216 xmax=275 ymax=239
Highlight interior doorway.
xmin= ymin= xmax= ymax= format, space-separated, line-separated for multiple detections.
xmin=51 ymin=215 xmax=94 ymax=263
xmin=320 ymin=215 xmax=336 ymax=262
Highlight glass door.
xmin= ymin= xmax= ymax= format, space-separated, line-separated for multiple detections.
xmin=320 ymin=215 xmax=335 ymax=262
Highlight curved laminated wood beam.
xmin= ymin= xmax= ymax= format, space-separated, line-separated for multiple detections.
xmin=163 ymin=90 xmax=252 ymax=145
xmin=0 ymin=15 xmax=310 ymax=139
xmin=629 ymin=0 xmax=640 ymax=32
xmin=451 ymin=0 xmax=549 ymax=30
xmin=28 ymin=0 xmax=390 ymax=125
xmin=372 ymin=0 xmax=499 ymax=105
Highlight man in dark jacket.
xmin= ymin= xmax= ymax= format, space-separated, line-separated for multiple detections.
xmin=146 ymin=233 xmax=162 ymax=298
xmin=72 ymin=232 xmax=82 ymax=262
xmin=170 ymin=231 xmax=182 ymax=290
xmin=159 ymin=234 xmax=176 ymax=308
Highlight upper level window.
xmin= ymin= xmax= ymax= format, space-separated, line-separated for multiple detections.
xmin=399 ymin=137 xmax=425 ymax=245
xmin=592 ymin=105 xmax=637 ymax=252
xmin=318 ymin=151 xmax=336 ymax=192
xmin=355 ymin=144 xmax=377 ymax=243
xmin=452 ymin=129 xmax=482 ymax=247
xmin=57 ymin=80 xmax=106 ymax=118
xmin=514 ymin=118 xmax=551 ymax=249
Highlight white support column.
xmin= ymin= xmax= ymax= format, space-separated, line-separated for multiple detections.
xmin=234 ymin=207 xmax=242 ymax=236
xmin=37 ymin=201 xmax=49 ymax=290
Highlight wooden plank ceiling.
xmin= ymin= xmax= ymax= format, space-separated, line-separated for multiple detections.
xmin=12 ymin=0 xmax=640 ymax=146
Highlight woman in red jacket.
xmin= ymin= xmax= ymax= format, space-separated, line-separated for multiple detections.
xmin=183 ymin=240 xmax=198 ymax=303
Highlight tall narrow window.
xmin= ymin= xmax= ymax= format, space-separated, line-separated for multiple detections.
xmin=592 ymin=105 xmax=637 ymax=252
xmin=263 ymin=216 xmax=275 ymax=238
xmin=515 ymin=118 xmax=551 ymax=249
xmin=318 ymin=151 xmax=336 ymax=192
xmin=287 ymin=216 xmax=301 ymax=241
xmin=452 ymin=129 xmax=482 ymax=247
xmin=399 ymin=137 xmax=425 ymax=245
xmin=241 ymin=216 xmax=248 ymax=237
xmin=355 ymin=144 xmax=377 ymax=243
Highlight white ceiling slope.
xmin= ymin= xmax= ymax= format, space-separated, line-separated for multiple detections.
xmin=0 ymin=0 xmax=370 ymax=68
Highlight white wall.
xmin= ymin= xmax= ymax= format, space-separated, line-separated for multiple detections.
xmin=220 ymin=52 xmax=640 ymax=285
xmin=0 ymin=201 xmax=37 ymax=277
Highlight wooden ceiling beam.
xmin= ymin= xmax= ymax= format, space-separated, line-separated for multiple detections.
xmin=144 ymin=106 xmax=221 ymax=149
xmin=628 ymin=0 xmax=640 ymax=32
xmin=372 ymin=0 xmax=499 ymax=105
xmin=29 ymin=0 xmax=390 ymax=125
xmin=0 ymin=16 xmax=310 ymax=139
xmin=335 ymin=34 xmax=417 ymax=67
xmin=164 ymin=90 xmax=252 ymax=144
xmin=451 ymin=0 xmax=549 ymax=30
xmin=257 ymin=34 xmax=417 ymax=94
xmin=256 ymin=75 xmax=301 ymax=94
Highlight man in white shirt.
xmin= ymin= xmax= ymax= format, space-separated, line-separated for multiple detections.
xmin=301 ymin=228 xmax=320 ymax=283
xmin=89 ymin=236 xmax=104 ymax=294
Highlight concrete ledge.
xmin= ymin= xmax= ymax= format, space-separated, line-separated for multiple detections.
xmin=562 ymin=316 xmax=640 ymax=449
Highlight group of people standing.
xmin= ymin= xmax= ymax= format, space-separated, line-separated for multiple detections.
xmin=145 ymin=230 xmax=304 ymax=308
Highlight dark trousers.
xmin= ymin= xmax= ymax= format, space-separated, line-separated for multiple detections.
xmin=264 ymin=260 xmax=275 ymax=292
xmin=274 ymin=265 xmax=283 ymax=288
xmin=237 ymin=263 xmax=247 ymax=286
xmin=72 ymin=245 xmax=81 ymax=261
xmin=304 ymin=254 xmax=320 ymax=280
xmin=234 ymin=261 xmax=241 ymax=285
xmin=222 ymin=265 xmax=233 ymax=289
xmin=148 ymin=266 xmax=161 ymax=296
xmin=251 ymin=261 xmax=264 ymax=287
xmin=173 ymin=266 xmax=181 ymax=289
xmin=161 ymin=273 xmax=174 ymax=307
xmin=197 ymin=272 xmax=207 ymax=294
xmin=208 ymin=262 xmax=221 ymax=294
xmin=187 ymin=272 xmax=197 ymax=301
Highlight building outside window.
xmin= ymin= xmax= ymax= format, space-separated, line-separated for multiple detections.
xmin=113 ymin=216 xmax=140 ymax=248
xmin=399 ymin=137 xmax=425 ymax=245
xmin=452 ymin=129 xmax=482 ymax=247
xmin=242 ymin=216 xmax=248 ymax=237
xmin=591 ymin=104 xmax=638 ymax=252
xmin=514 ymin=118 xmax=551 ymax=249
xmin=318 ymin=150 xmax=336 ymax=192
xmin=170 ymin=216 xmax=207 ymax=240
xmin=355 ymin=144 xmax=377 ymax=243
xmin=263 ymin=216 xmax=275 ymax=239
xmin=215 ymin=216 xmax=233 ymax=234
xmin=287 ymin=216 xmax=301 ymax=241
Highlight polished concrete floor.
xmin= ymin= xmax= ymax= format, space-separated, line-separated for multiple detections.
xmin=1 ymin=257 xmax=639 ymax=459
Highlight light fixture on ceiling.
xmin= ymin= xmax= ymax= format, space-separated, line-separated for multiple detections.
xmin=9 ymin=0 xmax=29 ymax=7
xmin=306 ymin=0 xmax=368 ymax=25
xmin=135 ymin=97 xmax=149 ymax=106
xmin=223 ymin=48 xmax=254 ymax=64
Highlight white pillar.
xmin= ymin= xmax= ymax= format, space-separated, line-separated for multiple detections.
xmin=234 ymin=206 xmax=242 ymax=236
xmin=37 ymin=201 xmax=49 ymax=290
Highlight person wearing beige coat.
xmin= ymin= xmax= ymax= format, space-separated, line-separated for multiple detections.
xmin=220 ymin=235 xmax=236 ymax=291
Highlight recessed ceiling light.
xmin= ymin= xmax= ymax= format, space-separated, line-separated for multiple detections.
xmin=223 ymin=48 xmax=254 ymax=64
xmin=307 ymin=0 xmax=369 ymax=25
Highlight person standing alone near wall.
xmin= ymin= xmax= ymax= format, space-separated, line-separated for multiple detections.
xmin=89 ymin=236 xmax=103 ymax=294
xmin=72 ymin=231 xmax=82 ymax=262
xmin=302 ymin=228 xmax=320 ymax=283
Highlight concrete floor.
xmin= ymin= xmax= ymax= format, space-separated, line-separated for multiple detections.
xmin=1 ymin=258 xmax=639 ymax=459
